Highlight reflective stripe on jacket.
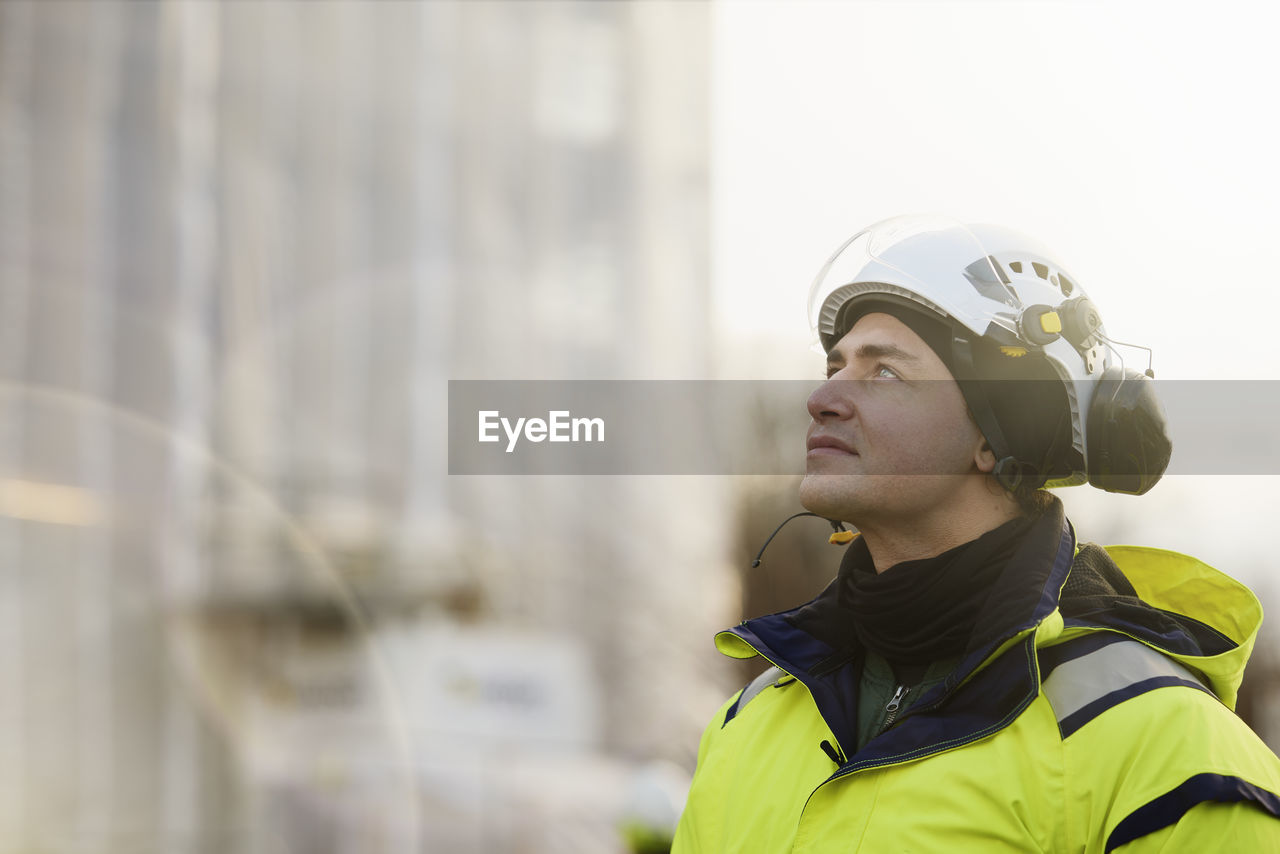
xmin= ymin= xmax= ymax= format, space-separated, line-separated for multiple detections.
xmin=673 ymin=519 xmax=1280 ymax=853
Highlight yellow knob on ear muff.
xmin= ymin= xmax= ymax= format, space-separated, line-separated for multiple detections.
xmin=1000 ymin=346 xmax=1028 ymax=357
xmin=829 ymin=530 xmax=855 ymax=545
xmin=1039 ymin=311 xmax=1063 ymax=335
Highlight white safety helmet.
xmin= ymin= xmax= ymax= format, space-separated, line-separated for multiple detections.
xmin=808 ymin=214 xmax=1171 ymax=495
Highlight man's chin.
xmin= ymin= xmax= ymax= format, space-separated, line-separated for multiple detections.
xmin=798 ymin=473 xmax=856 ymax=523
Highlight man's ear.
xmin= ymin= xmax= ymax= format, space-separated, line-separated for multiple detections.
xmin=974 ymin=439 xmax=997 ymax=473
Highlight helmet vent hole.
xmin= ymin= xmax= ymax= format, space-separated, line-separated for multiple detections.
xmin=1008 ymin=261 xmax=1023 ymax=273
xmin=1032 ymin=262 xmax=1049 ymax=279
xmin=1059 ymin=274 xmax=1076 ymax=295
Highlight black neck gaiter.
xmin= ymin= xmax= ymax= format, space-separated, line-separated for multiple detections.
xmin=840 ymin=516 xmax=1035 ymax=665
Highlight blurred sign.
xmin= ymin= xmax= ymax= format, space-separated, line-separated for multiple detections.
xmin=379 ymin=622 xmax=602 ymax=751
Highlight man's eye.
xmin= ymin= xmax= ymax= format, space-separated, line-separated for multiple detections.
xmin=874 ymin=365 xmax=898 ymax=380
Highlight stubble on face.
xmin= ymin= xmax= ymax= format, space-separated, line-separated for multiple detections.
xmin=798 ymin=313 xmax=987 ymax=529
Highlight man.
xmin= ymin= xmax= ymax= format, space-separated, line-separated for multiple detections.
xmin=673 ymin=216 xmax=1280 ymax=852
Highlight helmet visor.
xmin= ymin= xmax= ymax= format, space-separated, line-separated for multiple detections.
xmin=807 ymin=214 xmax=1025 ymax=350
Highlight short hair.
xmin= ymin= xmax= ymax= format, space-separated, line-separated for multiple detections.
xmin=1013 ymin=487 xmax=1056 ymax=517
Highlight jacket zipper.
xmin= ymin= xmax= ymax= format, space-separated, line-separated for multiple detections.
xmin=803 ymin=629 xmax=1048 ymax=809
xmin=880 ymin=684 xmax=909 ymax=733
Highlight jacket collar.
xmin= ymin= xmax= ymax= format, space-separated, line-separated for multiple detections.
xmin=718 ymin=498 xmax=1074 ymax=679
xmin=716 ymin=498 xmax=1255 ymax=769
xmin=716 ymin=500 xmax=1076 ymax=759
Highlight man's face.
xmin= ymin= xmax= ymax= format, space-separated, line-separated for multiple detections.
xmin=798 ymin=312 xmax=990 ymax=526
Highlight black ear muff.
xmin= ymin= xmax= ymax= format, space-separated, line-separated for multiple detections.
xmin=1086 ymin=367 xmax=1172 ymax=495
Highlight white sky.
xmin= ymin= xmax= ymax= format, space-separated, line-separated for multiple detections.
xmin=711 ymin=0 xmax=1280 ymax=380
xmin=709 ymin=1 xmax=1280 ymax=581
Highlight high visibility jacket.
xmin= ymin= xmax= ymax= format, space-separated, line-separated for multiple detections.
xmin=674 ymin=515 xmax=1280 ymax=852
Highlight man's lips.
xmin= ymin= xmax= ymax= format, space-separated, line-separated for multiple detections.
xmin=807 ymin=435 xmax=857 ymax=456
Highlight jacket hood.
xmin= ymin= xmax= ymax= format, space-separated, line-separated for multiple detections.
xmin=1085 ymin=544 xmax=1262 ymax=710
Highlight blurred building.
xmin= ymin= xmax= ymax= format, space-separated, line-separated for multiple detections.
xmin=0 ymin=2 xmax=731 ymax=852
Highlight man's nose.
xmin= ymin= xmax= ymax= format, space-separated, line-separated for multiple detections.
xmin=807 ymin=377 xmax=857 ymax=421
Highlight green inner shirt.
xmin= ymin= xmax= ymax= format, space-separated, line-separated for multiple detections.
xmin=855 ymin=650 xmax=961 ymax=752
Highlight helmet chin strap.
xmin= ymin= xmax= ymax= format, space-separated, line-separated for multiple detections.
xmin=949 ymin=334 xmax=1042 ymax=494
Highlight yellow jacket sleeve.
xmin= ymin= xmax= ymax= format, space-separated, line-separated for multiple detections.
xmin=1112 ymin=801 xmax=1280 ymax=852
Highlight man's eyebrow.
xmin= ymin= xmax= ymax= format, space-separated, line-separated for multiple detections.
xmin=826 ymin=343 xmax=922 ymax=366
